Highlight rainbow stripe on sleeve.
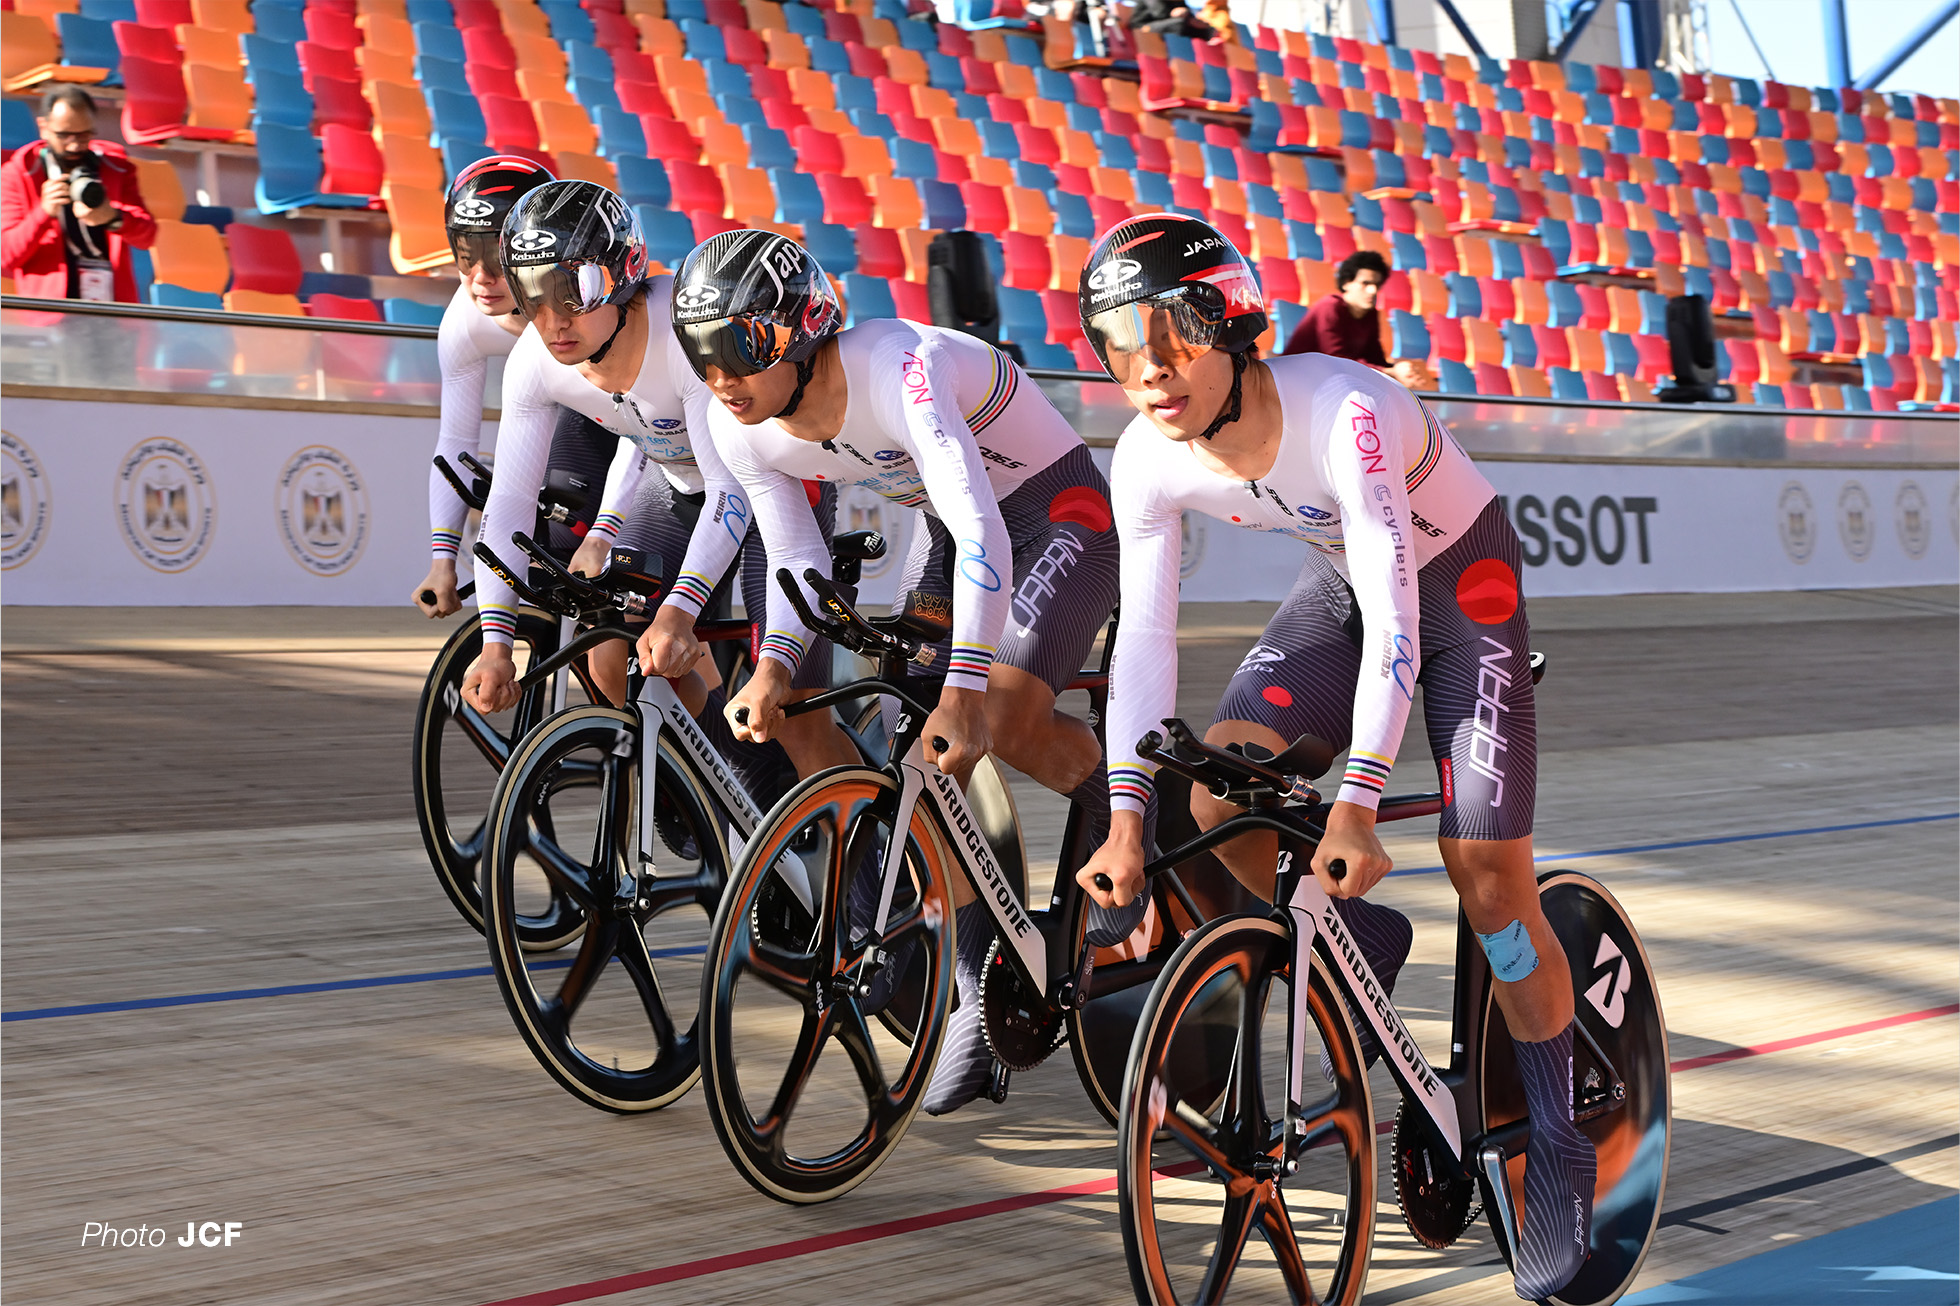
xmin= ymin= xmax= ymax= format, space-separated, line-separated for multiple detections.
xmin=667 ymin=571 xmax=715 ymax=613
xmin=480 ymin=604 xmax=519 ymax=643
xmin=1109 ymin=764 xmax=1156 ymax=806
xmin=962 ymin=350 xmax=1019 ymax=435
xmin=946 ymin=642 xmax=995 ymax=681
xmin=1340 ymin=750 xmax=1394 ymax=795
xmin=758 ymin=630 xmax=806 ymax=671
xmin=1403 ymin=404 xmax=1444 ymax=493
xmin=591 ymin=510 xmax=625 ymax=538
xmin=431 ymin=528 xmax=461 ymax=558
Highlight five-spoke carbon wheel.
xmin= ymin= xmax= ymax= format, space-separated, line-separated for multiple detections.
xmin=699 ymin=766 xmax=956 ymax=1204
xmin=1118 ymin=914 xmax=1377 ymax=1306
xmin=483 ymin=705 xmax=729 ymax=1112
xmin=1482 ymin=871 xmax=1671 ymax=1306
xmin=412 ymin=612 xmax=595 ymax=947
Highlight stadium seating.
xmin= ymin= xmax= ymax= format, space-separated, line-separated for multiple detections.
xmin=3 ymin=0 xmax=1949 ymax=407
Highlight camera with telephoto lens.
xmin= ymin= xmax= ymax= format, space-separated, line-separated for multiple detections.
xmin=46 ymin=149 xmax=105 ymax=210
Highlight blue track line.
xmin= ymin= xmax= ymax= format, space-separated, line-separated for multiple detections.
xmin=6 ymin=812 xmax=1955 ymax=1024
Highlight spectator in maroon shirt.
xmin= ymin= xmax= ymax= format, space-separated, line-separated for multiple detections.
xmin=1281 ymin=250 xmax=1432 ymax=389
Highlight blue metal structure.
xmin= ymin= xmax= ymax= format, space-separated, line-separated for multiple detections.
xmin=1822 ymin=0 xmax=1852 ymax=88
xmin=1854 ymin=0 xmax=1958 ymax=89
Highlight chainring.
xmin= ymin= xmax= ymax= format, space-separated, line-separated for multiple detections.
xmin=1392 ymin=1098 xmax=1478 ymax=1250
xmin=749 ymin=867 xmax=817 ymax=956
xmin=979 ymin=945 xmax=1065 ymax=1072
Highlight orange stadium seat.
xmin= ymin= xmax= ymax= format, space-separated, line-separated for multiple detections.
xmin=131 ymin=156 xmax=187 ymax=221
xmin=150 ymin=219 xmax=230 ymax=294
xmin=535 ymin=101 xmax=597 ymax=155
xmin=224 ymin=288 xmax=305 ymax=315
xmin=552 ymin=151 xmax=617 ymax=187
xmin=384 ymin=184 xmax=452 ymax=273
xmin=379 ymin=134 xmax=444 ymax=190
xmin=4 ymin=10 xmax=108 ymax=89
xmin=357 ymin=46 xmax=416 ymax=85
xmin=369 ymin=80 xmax=432 ymax=138
xmin=177 ymin=25 xmax=240 ymax=68
xmin=184 ymin=63 xmax=253 ymax=134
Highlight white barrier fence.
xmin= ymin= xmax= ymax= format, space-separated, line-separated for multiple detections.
xmin=2 ymin=397 xmax=1955 ymax=607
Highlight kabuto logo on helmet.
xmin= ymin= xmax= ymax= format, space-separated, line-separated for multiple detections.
xmin=508 ymin=229 xmax=557 ymax=254
xmin=451 ymin=197 xmax=495 ymax=223
xmin=675 ymin=284 xmax=722 ymax=310
xmin=1086 ymin=258 xmax=1143 ymax=300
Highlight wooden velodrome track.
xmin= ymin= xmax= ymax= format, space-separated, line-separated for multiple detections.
xmin=3 ymin=586 xmax=1955 ymax=1306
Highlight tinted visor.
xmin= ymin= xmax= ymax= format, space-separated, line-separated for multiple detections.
xmin=505 ymin=261 xmax=617 ymax=319
xmin=1084 ymin=290 xmax=1223 ymax=383
xmin=675 ymin=313 xmax=795 ymax=381
xmin=449 ymin=230 xmax=503 ymax=278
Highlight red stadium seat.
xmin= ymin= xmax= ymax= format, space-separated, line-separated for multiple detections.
xmin=483 ymin=95 xmax=541 ymax=152
xmin=307 ymin=293 xmax=383 ymax=321
xmin=305 ymin=6 xmax=361 ymax=48
xmin=642 ymin=118 xmax=703 ymax=163
xmin=320 ymin=122 xmax=383 ymax=195
xmin=226 ymin=224 xmax=304 ymax=295
xmin=1002 ymin=232 xmax=1050 ymax=290
xmin=891 ymin=277 xmax=931 ymax=322
xmin=853 ymin=225 xmax=906 ymax=278
xmin=815 ymin=173 xmax=871 ymax=226
xmin=298 ymin=41 xmax=360 ymax=90
xmin=667 ymin=161 xmax=725 ymax=213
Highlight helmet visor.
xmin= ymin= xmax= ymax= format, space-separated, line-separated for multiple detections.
xmin=1084 ymin=290 xmax=1222 ymax=383
xmin=675 ymin=313 xmax=796 ymax=381
xmin=505 ymin=261 xmax=617 ymax=319
xmin=449 ymin=230 xmax=504 ymax=279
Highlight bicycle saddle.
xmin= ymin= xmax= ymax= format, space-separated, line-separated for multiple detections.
xmin=1238 ymin=733 xmax=1336 ymax=781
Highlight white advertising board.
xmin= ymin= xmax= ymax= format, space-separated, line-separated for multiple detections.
xmin=0 ymin=397 xmax=1952 ymax=605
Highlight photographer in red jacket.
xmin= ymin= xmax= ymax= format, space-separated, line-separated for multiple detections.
xmin=2 ymin=87 xmax=156 ymax=302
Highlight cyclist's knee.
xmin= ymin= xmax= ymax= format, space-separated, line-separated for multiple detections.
xmin=1189 ymin=782 xmax=1240 ymax=832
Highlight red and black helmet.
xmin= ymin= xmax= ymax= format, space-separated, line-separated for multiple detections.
xmin=444 ymin=155 xmax=554 ymax=276
xmin=1077 ymin=213 xmax=1268 ymax=379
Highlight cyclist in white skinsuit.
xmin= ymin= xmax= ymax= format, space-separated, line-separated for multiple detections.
xmin=412 ymin=156 xmax=630 ymax=619
xmin=1073 ymin=214 xmax=1591 ymax=1303
xmin=664 ymin=229 xmax=1127 ymax=1115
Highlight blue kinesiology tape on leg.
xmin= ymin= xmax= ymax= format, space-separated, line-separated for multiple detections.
xmin=1478 ymin=918 xmax=1541 ymax=983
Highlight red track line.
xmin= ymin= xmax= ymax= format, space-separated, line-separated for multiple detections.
xmin=1667 ymin=1002 xmax=1959 ymax=1072
xmin=478 ymin=1001 xmax=1960 ymax=1306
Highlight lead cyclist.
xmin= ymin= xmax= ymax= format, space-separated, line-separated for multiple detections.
xmin=664 ymin=229 xmax=1140 ymax=1115
xmin=410 ymin=157 xmax=630 ymax=621
xmin=1071 ymin=215 xmax=1594 ymax=1302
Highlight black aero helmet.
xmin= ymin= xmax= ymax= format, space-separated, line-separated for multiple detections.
xmin=670 ymin=228 xmax=841 ymax=381
xmin=444 ymin=154 xmax=553 ymax=276
xmin=1077 ymin=213 xmax=1267 ymax=382
xmin=499 ymin=180 xmax=648 ymax=319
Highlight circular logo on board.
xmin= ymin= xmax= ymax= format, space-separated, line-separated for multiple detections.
xmin=1837 ymin=481 xmax=1874 ymax=562
xmin=116 ymin=436 xmax=214 ymax=572
xmin=837 ymin=484 xmax=900 ymax=580
xmin=1776 ymin=482 xmax=1815 ymax=563
xmin=1 ymin=430 xmax=51 ymax=570
xmin=1180 ymin=510 xmax=1205 ymax=579
xmin=277 ymin=445 xmax=369 ymax=576
xmin=1895 ymin=482 xmax=1930 ymax=560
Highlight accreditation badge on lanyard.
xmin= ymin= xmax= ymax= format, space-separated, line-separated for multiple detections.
xmin=76 ymin=257 xmax=113 ymax=302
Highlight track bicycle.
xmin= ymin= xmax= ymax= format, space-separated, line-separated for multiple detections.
xmin=695 ymin=568 xmax=1240 ymax=1204
xmin=410 ymin=452 xmax=605 ymax=948
xmin=1110 ymin=706 xmax=1670 ymax=1306
xmin=469 ymin=522 xmax=909 ymax=1112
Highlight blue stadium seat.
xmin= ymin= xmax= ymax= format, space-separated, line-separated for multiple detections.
xmin=571 ymin=76 xmax=621 ymax=114
xmin=921 ymin=179 xmax=964 ymax=231
xmin=835 ymin=73 xmax=877 ymax=113
xmin=679 ymin=19 xmax=726 ymax=60
xmin=412 ymin=54 xmax=469 ymax=96
xmin=1444 ymin=273 xmax=1480 ymax=318
xmin=1390 ymin=230 xmax=1425 ymax=270
xmin=1285 ymin=220 xmax=1322 ymax=260
xmin=299 ymin=271 xmax=373 ymax=299
xmin=978 ymin=120 xmax=1017 ymax=159
xmin=1350 ymin=193 xmax=1384 ymax=231
xmin=427 ymin=89 xmax=488 ymax=148
xmin=255 ymin=122 xmax=328 ymax=213
xmin=568 ymin=41 xmax=615 ymax=86
xmin=152 ymin=284 xmax=225 ymax=309
xmin=78 ymin=0 xmax=136 ymax=21
xmin=1435 ymin=358 xmax=1477 ymax=393
xmin=926 ymin=52 xmax=964 ymax=93
xmin=1637 ymin=291 xmax=1669 ymax=336
xmin=771 ymin=169 xmax=825 ymax=227
xmin=1860 ymin=354 xmax=1893 ymax=391
xmin=413 ymin=22 xmax=466 ymax=63
xmin=1390 ymin=310 xmax=1429 ymax=360
xmin=384 ymin=297 xmax=448 ymax=325
xmin=892 ymin=137 xmax=937 ymax=182
xmin=1013 ymin=160 xmax=1054 ymax=191
xmin=998 ymin=287 xmax=1045 ymax=341
xmin=2 ymin=100 xmax=37 ymax=153
xmin=1035 ymin=66 xmax=1073 ymax=103
xmin=1546 ymin=281 xmax=1583 ymax=328
xmin=130 ymin=245 xmax=152 ymax=300
xmin=440 ymin=138 xmax=493 ymax=178
xmin=806 ymin=35 xmax=850 ymax=73
xmin=782 ymin=3 xmax=825 ymax=36
xmin=254 ymin=3 xmax=306 ymax=43
xmin=1133 ymin=170 xmax=1173 ymax=208
xmin=666 ymin=0 xmax=706 ymax=19
xmin=896 ymin=15 xmax=937 ymax=51
xmin=1548 ymin=366 xmax=1587 ymax=399
xmin=1839 ymin=385 xmax=1872 ymax=412
xmin=249 ymin=69 xmax=313 ymax=131
xmin=56 ymin=14 xmax=121 ymax=83
xmin=1054 ymin=191 xmax=1094 ymax=239
xmin=743 ymin=125 xmax=796 ymax=172
xmin=1491 ymin=239 xmax=1525 ymax=281
xmin=179 ymin=205 xmax=233 ymax=228
xmin=1247 ymin=183 xmax=1281 ymax=218
xmin=850 ymin=109 xmax=897 ymax=141
xmin=1001 ymin=33 xmax=1043 ymax=65
xmin=1602 ymin=332 xmax=1639 ymax=376
xmin=1065 ymin=101 xmax=1099 ymax=133
xmin=1095 ymin=133 xmax=1136 ymax=170
xmin=1750 ymin=382 xmax=1785 ymax=406
xmin=1304 ymin=156 xmax=1343 ymax=192
xmin=802 ymin=221 xmax=858 ymax=276
xmin=541 ymin=0 xmax=595 ymax=44
xmin=1017 ymin=342 xmax=1074 ymax=368
xmin=634 ymin=203 xmax=697 ymax=267
xmin=241 ymin=32 xmax=301 ymax=81
xmin=1201 ymin=143 xmax=1236 ymax=181
xmin=1501 ymin=320 xmax=1535 ymax=368
xmin=842 ymin=273 xmax=895 ymax=327
xmin=1271 ymin=300 xmax=1304 ymax=347
xmin=704 ymin=60 xmax=749 ymax=100
xmin=594 ymin=107 xmax=646 ymax=158
xmin=616 ymin=154 xmax=669 ymax=208
xmin=405 ymin=0 xmax=452 ymax=23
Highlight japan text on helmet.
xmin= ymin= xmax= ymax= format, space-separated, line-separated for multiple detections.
xmin=444 ymin=155 xmax=554 ymax=276
xmin=1077 ymin=213 xmax=1267 ymax=381
xmin=669 ymin=229 xmax=842 ymax=381
xmin=499 ymin=180 xmax=648 ymax=318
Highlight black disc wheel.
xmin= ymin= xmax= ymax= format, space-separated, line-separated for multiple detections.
xmin=699 ymin=766 xmax=956 ymax=1204
xmin=483 ymin=705 xmax=729 ymax=1112
xmin=1118 ymin=914 xmax=1377 ymax=1306
xmin=1479 ymin=871 xmax=1671 ymax=1305
xmin=411 ymin=612 xmax=598 ymax=947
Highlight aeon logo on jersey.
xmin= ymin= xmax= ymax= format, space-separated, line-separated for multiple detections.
xmin=1350 ymin=403 xmax=1386 ymax=475
xmin=1087 ymin=258 xmax=1142 ymax=300
xmin=674 ymin=284 xmax=721 ymax=310
xmin=508 ymin=229 xmax=556 ymax=253
xmin=900 ymin=352 xmax=933 ymax=405
xmin=451 ymin=197 xmax=494 ymax=222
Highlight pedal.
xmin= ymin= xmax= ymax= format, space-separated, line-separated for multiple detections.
xmin=985 ymin=1060 xmax=1012 ymax=1104
xmin=1477 ymin=1143 xmax=1525 ymax=1267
